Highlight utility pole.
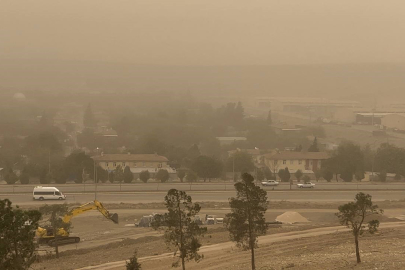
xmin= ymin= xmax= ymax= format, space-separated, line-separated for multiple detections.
xmin=94 ymin=159 xmax=97 ymax=200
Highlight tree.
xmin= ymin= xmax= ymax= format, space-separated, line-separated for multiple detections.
xmin=4 ymin=168 xmax=18 ymax=185
xmin=225 ymin=173 xmax=268 ymax=270
xmin=266 ymin=110 xmax=272 ymax=125
xmin=186 ymin=171 xmax=198 ymax=182
xmin=256 ymin=169 xmax=265 ymax=181
xmin=108 ymin=171 xmax=115 ymax=183
xmin=83 ymin=103 xmax=97 ymax=128
xmin=308 ymin=137 xmax=320 ymax=152
xmin=263 ymin=167 xmax=273 ymax=180
xmin=340 ymin=169 xmax=353 ymax=182
xmin=302 ymin=175 xmax=311 ymax=182
xmin=322 ymin=168 xmax=333 ymax=182
xmin=39 ymin=204 xmax=70 ymax=258
xmin=314 ymin=169 xmax=322 ymax=182
xmin=294 ymin=169 xmax=303 ymax=182
xmin=374 ymin=143 xmax=405 ymax=176
xmin=191 ymin=156 xmax=222 ymax=182
xmin=97 ymin=166 xmax=108 ymax=183
xmin=115 ymin=166 xmax=124 ymax=191
xmin=278 ymin=168 xmax=291 ymax=182
xmin=324 ymin=141 xmax=364 ymax=182
xmin=177 ymin=169 xmax=186 ymax=182
xmin=39 ymin=169 xmax=52 ymax=184
xmin=139 ymin=170 xmax=150 ymax=183
xmin=336 ymin=192 xmax=383 ymax=263
xmin=226 ymin=151 xmax=255 ymax=175
xmin=126 ymin=252 xmax=142 ymax=270
xmin=156 ymin=169 xmax=170 ymax=183
xmin=152 ymin=189 xmax=207 ymax=270
xmin=124 ymin=166 xmax=134 ymax=183
xmin=0 ymin=199 xmax=42 ymax=270
xmin=19 ymin=171 xmax=30 ymax=185
xmin=355 ymin=170 xmax=365 ymax=181
xmin=378 ymin=170 xmax=387 ymax=182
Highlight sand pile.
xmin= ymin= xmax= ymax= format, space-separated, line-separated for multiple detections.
xmin=276 ymin=211 xmax=310 ymax=224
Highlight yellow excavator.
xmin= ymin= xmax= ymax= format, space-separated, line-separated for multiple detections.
xmin=36 ymin=200 xmax=118 ymax=247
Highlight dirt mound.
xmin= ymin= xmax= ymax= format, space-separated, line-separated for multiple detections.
xmin=276 ymin=211 xmax=310 ymax=224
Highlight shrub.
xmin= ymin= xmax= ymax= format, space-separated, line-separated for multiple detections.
xmin=19 ymin=172 xmax=30 ymax=185
xmin=126 ymin=252 xmax=142 ymax=270
xmin=139 ymin=170 xmax=150 ymax=183
xmin=156 ymin=169 xmax=169 ymax=183
xmin=302 ymin=175 xmax=311 ymax=182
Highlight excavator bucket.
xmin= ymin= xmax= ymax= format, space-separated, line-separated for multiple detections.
xmin=110 ymin=213 xmax=119 ymax=224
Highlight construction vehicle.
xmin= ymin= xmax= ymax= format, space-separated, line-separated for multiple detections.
xmin=36 ymin=200 xmax=118 ymax=247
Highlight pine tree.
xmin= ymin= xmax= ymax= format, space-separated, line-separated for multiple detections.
xmin=308 ymin=137 xmax=319 ymax=152
xmin=226 ymin=173 xmax=268 ymax=270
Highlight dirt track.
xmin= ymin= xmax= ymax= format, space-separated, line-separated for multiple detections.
xmin=77 ymin=222 xmax=405 ymax=270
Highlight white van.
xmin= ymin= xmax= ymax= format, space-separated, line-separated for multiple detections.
xmin=33 ymin=186 xmax=66 ymax=201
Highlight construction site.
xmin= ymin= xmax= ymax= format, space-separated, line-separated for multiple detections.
xmin=28 ymin=200 xmax=405 ymax=270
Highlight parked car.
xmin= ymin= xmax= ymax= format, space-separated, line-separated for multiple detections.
xmin=297 ymin=182 xmax=315 ymax=188
xmin=261 ymin=180 xmax=279 ymax=186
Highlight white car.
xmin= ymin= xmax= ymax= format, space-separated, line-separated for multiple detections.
xmin=261 ymin=180 xmax=279 ymax=186
xmin=297 ymin=182 xmax=315 ymax=188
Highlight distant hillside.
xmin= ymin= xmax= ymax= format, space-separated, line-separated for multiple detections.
xmin=1 ymin=60 xmax=405 ymax=103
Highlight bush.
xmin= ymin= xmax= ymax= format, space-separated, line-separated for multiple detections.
xmin=126 ymin=253 xmax=142 ymax=270
xmin=177 ymin=169 xmax=186 ymax=182
xmin=4 ymin=169 xmax=18 ymax=185
xmin=302 ymin=175 xmax=311 ymax=182
xmin=322 ymin=169 xmax=333 ymax=182
xmin=139 ymin=170 xmax=150 ymax=183
xmin=186 ymin=171 xmax=198 ymax=182
xmin=354 ymin=171 xmax=365 ymax=181
xmin=394 ymin=174 xmax=402 ymax=181
xmin=378 ymin=171 xmax=387 ymax=182
xmin=19 ymin=172 xmax=30 ymax=185
xmin=340 ymin=170 xmax=353 ymax=182
xmin=124 ymin=166 xmax=134 ymax=183
xmin=156 ymin=169 xmax=169 ymax=183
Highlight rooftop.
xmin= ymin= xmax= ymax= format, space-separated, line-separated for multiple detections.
xmin=264 ymin=151 xmax=330 ymax=160
xmin=92 ymin=154 xmax=169 ymax=162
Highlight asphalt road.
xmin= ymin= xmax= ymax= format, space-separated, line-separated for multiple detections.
xmin=1 ymin=182 xmax=405 ymax=194
xmin=2 ymin=190 xmax=405 ymax=205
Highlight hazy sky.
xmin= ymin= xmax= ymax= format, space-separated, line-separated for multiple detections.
xmin=1 ymin=1 xmax=405 ymax=65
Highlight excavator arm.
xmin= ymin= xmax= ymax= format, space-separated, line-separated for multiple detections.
xmin=62 ymin=200 xmax=119 ymax=224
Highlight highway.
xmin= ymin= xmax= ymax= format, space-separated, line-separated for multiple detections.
xmin=1 ymin=182 xmax=405 ymax=194
xmin=2 ymin=190 xmax=405 ymax=206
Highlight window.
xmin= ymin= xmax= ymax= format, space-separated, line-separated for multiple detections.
xmin=158 ymin=163 xmax=162 ymax=168
xmin=106 ymin=162 xmax=109 ymax=167
xmin=290 ymin=160 xmax=294 ymax=165
xmin=34 ymin=191 xmax=55 ymax=195
xmin=283 ymin=160 xmax=286 ymax=165
xmin=113 ymin=162 xmax=117 ymax=167
xmin=55 ymin=192 xmax=61 ymax=195
xmin=298 ymin=160 xmax=302 ymax=165
xmin=123 ymin=162 xmax=126 ymax=167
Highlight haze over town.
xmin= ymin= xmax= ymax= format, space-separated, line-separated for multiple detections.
xmin=2 ymin=1 xmax=405 ymax=270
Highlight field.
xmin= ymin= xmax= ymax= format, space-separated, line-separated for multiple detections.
xmin=29 ymin=201 xmax=405 ymax=270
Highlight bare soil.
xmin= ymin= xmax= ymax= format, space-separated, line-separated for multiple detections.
xmin=31 ymin=201 xmax=405 ymax=270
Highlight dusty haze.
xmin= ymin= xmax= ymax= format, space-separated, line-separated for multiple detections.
xmin=1 ymin=0 xmax=405 ymax=65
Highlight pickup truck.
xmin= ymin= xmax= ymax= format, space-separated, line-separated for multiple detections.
xmin=261 ymin=180 xmax=279 ymax=186
xmin=297 ymin=182 xmax=315 ymax=188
